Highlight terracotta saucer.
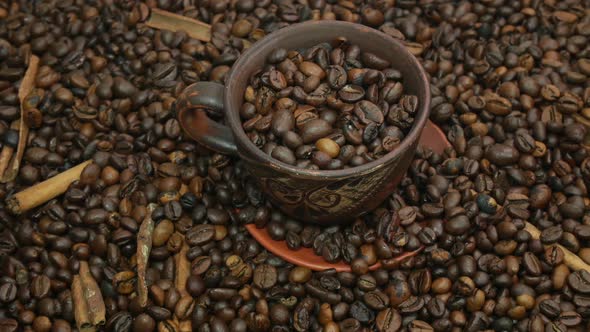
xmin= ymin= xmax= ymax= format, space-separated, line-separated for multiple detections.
xmin=246 ymin=120 xmax=451 ymax=272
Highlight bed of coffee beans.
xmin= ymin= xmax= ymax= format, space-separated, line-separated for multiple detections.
xmin=241 ymin=41 xmax=418 ymax=169
xmin=1 ymin=1 xmax=590 ymax=332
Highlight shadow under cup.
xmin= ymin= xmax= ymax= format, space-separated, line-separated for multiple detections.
xmin=210 ymin=21 xmax=431 ymax=225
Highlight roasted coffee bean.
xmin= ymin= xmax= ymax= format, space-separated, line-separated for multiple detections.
xmin=253 ymin=264 xmax=277 ymax=290
xmin=568 ymin=271 xmax=590 ymax=294
xmin=354 ymin=100 xmax=384 ymax=124
xmin=106 ymin=311 xmax=133 ymax=332
xmin=350 ymin=301 xmax=374 ymax=324
xmin=363 ymin=290 xmax=389 ymax=310
xmin=300 ymin=119 xmax=333 ymax=144
xmin=186 ymin=224 xmax=215 ymax=246
xmin=30 ymin=275 xmax=51 ymax=299
xmin=0 ymin=319 xmax=18 ymax=332
xmin=376 ymin=308 xmax=401 ymax=332
xmin=0 ymin=283 xmax=17 ymax=303
xmin=408 ymin=320 xmax=433 ymax=331
xmin=485 ymin=144 xmax=519 ymax=166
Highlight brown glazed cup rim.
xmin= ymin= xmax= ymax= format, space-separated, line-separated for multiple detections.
xmin=224 ymin=21 xmax=431 ymax=179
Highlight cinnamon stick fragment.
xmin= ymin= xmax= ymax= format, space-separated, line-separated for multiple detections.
xmin=146 ymin=8 xmax=211 ymax=42
xmin=174 ymin=236 xmax=190 ymax=296
xmin=174 ymin=235 xmax=192 ymax=332
xmin=525 ymin=222 xmax=590 ymax=272
xmin=78 ymin=261 xmax=106 ymax=327
xmin=1 ymin=54 xmax=39 ymax=183
xmin=72 ymin=276 xmax=94 ymax=332
xmin=6 ymin=160 xmax=92 ymax=215
xmin=0 ymin=146 xmax=13 ymax=178
xmin=137 ymin=203 xmax=157 ymax=308
xmin=0 ymin=121 xmax=18 ymax=177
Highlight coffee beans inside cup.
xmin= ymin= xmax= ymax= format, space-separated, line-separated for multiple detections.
xmin=240 ymin=39 xmax=419 ymax=169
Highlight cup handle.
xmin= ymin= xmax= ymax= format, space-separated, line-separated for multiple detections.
xmin=176 ymin=82 xmax=238 ymax=155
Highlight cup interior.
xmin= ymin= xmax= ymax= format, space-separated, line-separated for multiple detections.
xmin=225 ymin=21 xmax=431 ymax=178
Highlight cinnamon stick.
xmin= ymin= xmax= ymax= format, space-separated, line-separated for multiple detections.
xmin=525 ymin=222 xmax=590 ymax=272
xmin=174 ymin=235 xmax=192 ymax=331
xmin=0 ymin=144 xmax=14 ymax=178
xmin=146 ymin=8 xmax=211 ymax=42
xmin=78 ymin=261 xmax=106 ymax=327
xmin=72 ymin=275 xmax=94 ymax=332
xmin=0 ymin=120 xmax=21 ymax=179
xmin=174 ymin=235 xmax=191 ymax=296
xmin=6 ymin=160 xmax=92 ymax=215
xmin=137 ymin=203 xmax=157 ymax=308
xmin=1 ymin=54 xmax=39 ymax=183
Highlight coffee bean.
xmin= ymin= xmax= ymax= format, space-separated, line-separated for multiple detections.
xmin=316 ymin=138 xmax=340 ymax=158
xmin=0 ymin=319 xmax=18 ymax=332
xmin=299 ymin=61 xmax=326 ymax=79
xmin=289 ymin=266 xmax=312 ymax=283
xmin=300 ymin=119 xmax=333 ymax=144
xmin=0 ymin=282 xmax=16 ymax=303
xmin=559 ymin=311 xmax=582 ymax=327
xmin=376 ymin=308 xmax=401 ymax=332
xmin=271 ymin=109 xmax=294 ymax=137
xmin=152 ymin=220 xmax=174 ymax=247
xmin=484 ymin=93 xmax=511 ymax=115
xmin=540 ymin=226 xmax=563 ymax=245
xmin=339 ymin=84 xmax=365 ymax=103
xmin=350 ymin=301 xmax=374 ymax=324
xmin=31 ymin=275 xmax=51 ymax=299
xmin=321 ymin=241 xmax=340 ymax=263
xmin=361 ymin=52 xmax=390 ymax=70
xmin=363 ymin=290 xmax=389 ymax=310
xmin=327 ymin=65 xmax=347 ymax=89
xmin=106 ymin=312 xmax=132 ymax=332
xmin=112 ymin=77 xmax=136 ymax=98
xmin=408 ymin=320 xmax=433 ymax=332
xmin=253 ymin=264 xmax=277 ymax=290
xmin=485 ymin=144 xmax=520 ymax=166
xmin=568 ymin=270 xmax=590 ymax=294
xmin=270 ymin=303 xmax=290 ymax=325
xmin=80 ymin=163 xmax=101 ymax=185
xmin=354 ymin=100 xmax=384 ymax=124
xmin=186 ymin=224 xmax=215 ymax=246
xmin=523 ymin=252 xmax=542 ymax=276
xmin=271 ymin=146 xmax=296 ymax=165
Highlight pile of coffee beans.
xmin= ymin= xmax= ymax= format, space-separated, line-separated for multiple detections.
xmin=1 ymin=1 xmax=590 ymax=332
xmin=258 ymin=200 xmax=424 ymax=265
xmin=241 ymin=40 xmax=418 ymax=169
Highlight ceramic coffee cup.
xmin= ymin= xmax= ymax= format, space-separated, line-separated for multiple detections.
xmin=176 ymin=21 xmax=431 ymax=225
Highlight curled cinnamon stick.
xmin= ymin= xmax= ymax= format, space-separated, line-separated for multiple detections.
xmin=525 ymin=222 xmax=590 ymax=272
xmin=1 ymin=54 xmax=39 ymax=183
xmin=137 ymin=203 xmax=157 ymax=308
xmin=72 ymin=276 xmax=94 ymax=332
xmin=6 ymin=160 xmax=92 ymax=215
xmin=78 ymin=261 xmax=106 ymax=327
xmin=146 ymin=8 xmax=211 ymax=42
